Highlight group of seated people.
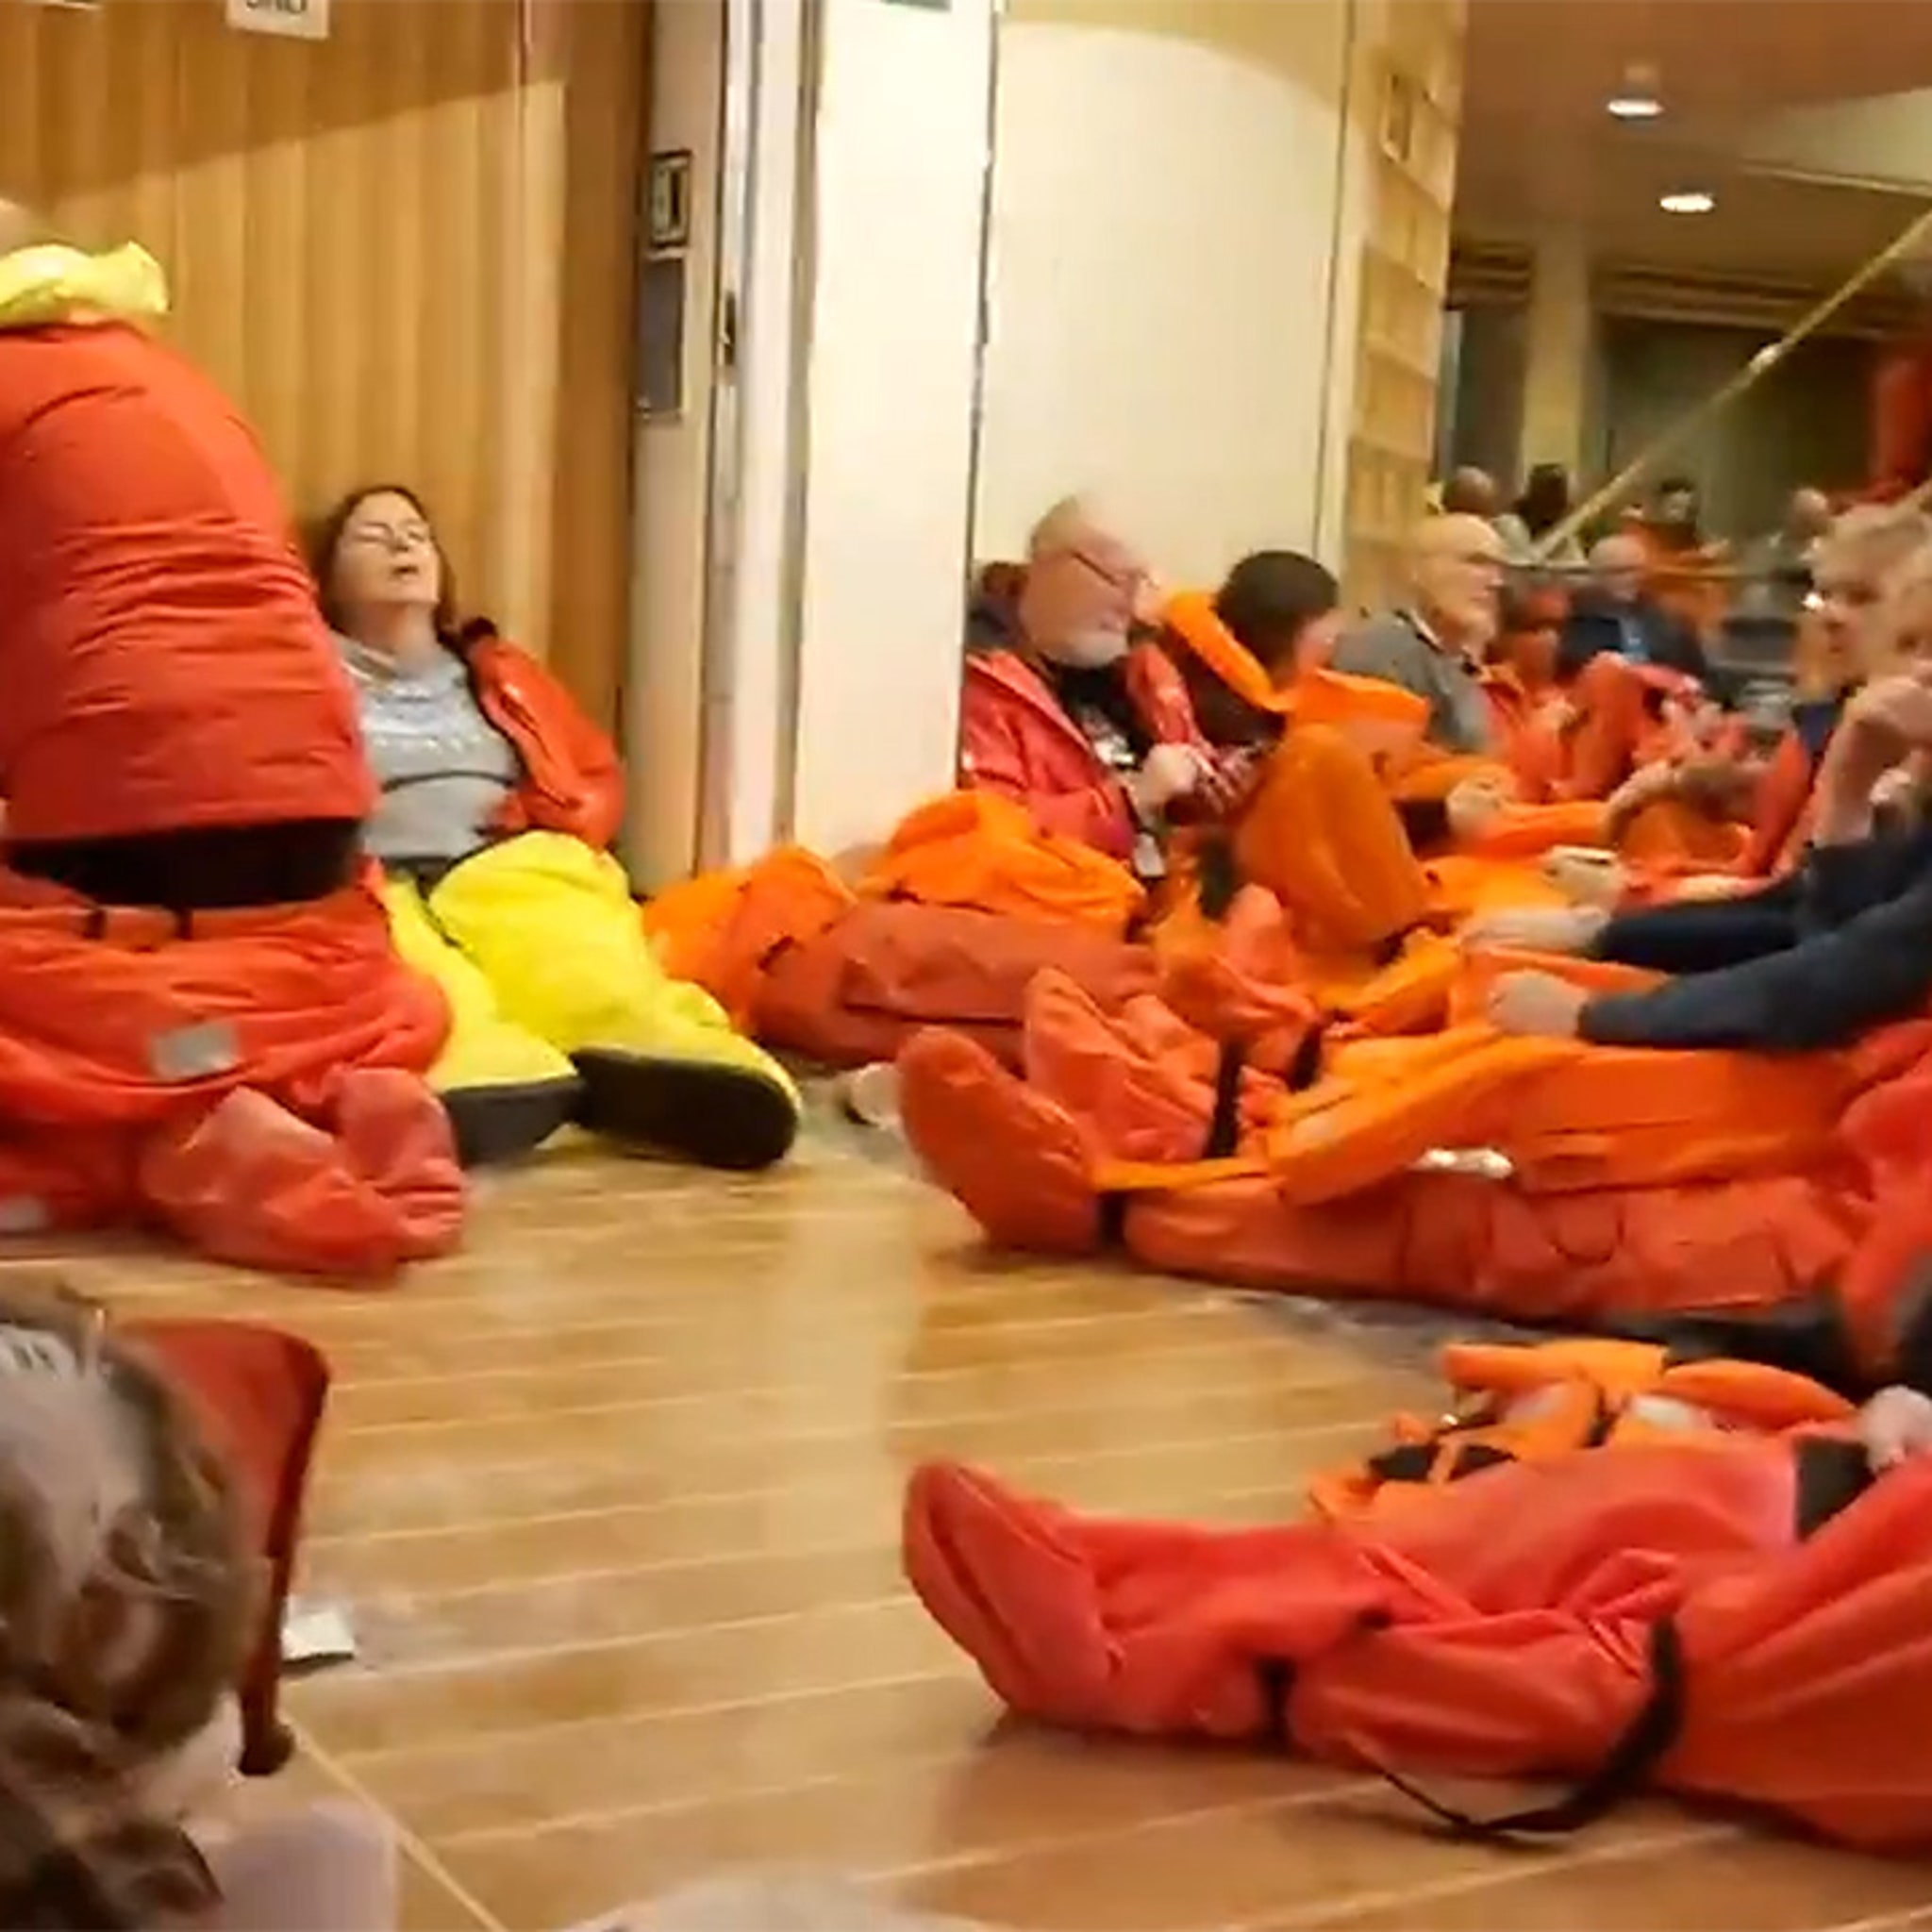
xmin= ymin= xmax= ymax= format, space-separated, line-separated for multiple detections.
xmin=891 ymin=486 xmax=1932 ymax=1867
xmin=25 ymin=195 xmax=1932 ymax=1920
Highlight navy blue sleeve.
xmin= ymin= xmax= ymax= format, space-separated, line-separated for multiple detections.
xmin=1800 ymin=826 xmax=1932 ymax=932
xmin=1580 ymin=868 xmax=1932 ymax=1052
xmin=1555 ymin=616 xmax=1603 ymax=685
xmin=1592 ymin=876 xmax=1803 ymax=974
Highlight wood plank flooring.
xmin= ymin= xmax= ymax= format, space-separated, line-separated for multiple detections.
xmin=46 ymin=1125 xmax=1932 ymax=1930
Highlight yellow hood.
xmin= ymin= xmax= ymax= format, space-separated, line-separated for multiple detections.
xmin=0 ymin=242 xmax=168 ymax=332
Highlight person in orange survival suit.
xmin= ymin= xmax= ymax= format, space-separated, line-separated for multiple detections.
xmin=1329 ymin=517 xmax=1729 ymax=870
xmin=315 ymin=485 xmax=801 ymax=1174
xmin=0 ymin=200 xmax=459 ymax=1275
xmin=1153 ymin=551 xmax=1447 ymax=966
xmin=1547 ymin=504 xmax=1932 ymax=914
xmin=891 ymin=598 xmax=1932 ymax=1324
xmin=1465 ymin=545 xmax=1932 ymax=1059
xmin=959 ymin=498 xmax=1253 ymax=878
xmin=902 ymin=1360 xmax=1932 ymax=1857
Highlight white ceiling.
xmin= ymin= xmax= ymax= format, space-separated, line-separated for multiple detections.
xmin=1456 ymin=0 xmax=1932 ymax=280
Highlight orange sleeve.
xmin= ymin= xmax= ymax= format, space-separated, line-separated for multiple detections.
xmin=500 ymin=646 xmax=626 ymax=850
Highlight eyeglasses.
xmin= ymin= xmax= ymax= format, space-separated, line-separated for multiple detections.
xmin=1046 ymin=544 xmax=1144 ymax=597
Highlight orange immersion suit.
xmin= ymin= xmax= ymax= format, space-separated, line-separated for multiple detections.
xmin=641 ymin=797 xmax=1163 ymax=1071
xmin=0 ymin=315 xmax=459 ymax=1274
xmin=904 ymin=1365 xmax=1932 ymax=1855
xmin=895 ymin=913 xmax=1900 ymax=1337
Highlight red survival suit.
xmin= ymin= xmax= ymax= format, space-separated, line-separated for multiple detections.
xmin=0 ymin=321 xmax=459 ymax=1273
xmin=904 ymin=1341 xmax=1932 ymax=1854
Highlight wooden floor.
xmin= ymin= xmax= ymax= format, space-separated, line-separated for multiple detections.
xmin=59 ymin=1125 xmax=1932 ymax=1930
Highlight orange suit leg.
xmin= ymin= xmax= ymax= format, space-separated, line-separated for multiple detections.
xmin=1121 ymin=1165 xmax=1863 ymax=1325
xmin=0 ymin=870 xmax=447 ymax=1129
xmin=907 ymin=1440 xmax=1798 ymax=1763
xmin=1661 ymin=1455 xmax=1932 ymax=1853
xmin=0 ymin=870 xmax=460 ymax=1274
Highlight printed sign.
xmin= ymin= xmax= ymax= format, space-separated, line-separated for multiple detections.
xmin=225 ymin=0 xmax=331 ymax=42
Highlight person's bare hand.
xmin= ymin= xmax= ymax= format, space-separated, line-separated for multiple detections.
xmin=1872 ymin=762 xmax=1924 ymax=826
xmin=1132 ymin=743 xmax=1204 ymax=814
xmin=1446 ymin=775 xmax=1511 ymax=842
xmin=1858 ymin=1385 xmax=1932 ymax=1472
xmin=1674 ymin=872 xmax=1749 ymax=901
xmin=1603 ymin=761 xmax=1679 ymax=838
xmin=1194 ymin=747 xmax=1265 ymax=819
xmin=1485 ymin=969 xmax=1590 ymax=1039
xmin=1541 ymin=847 xmax=1627 ymax=910
xmin=1832 ymin=675 xmax=1932 ymax=791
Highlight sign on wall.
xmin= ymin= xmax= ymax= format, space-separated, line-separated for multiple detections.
xmin=225 ymin=0 xmax=331 ymax=42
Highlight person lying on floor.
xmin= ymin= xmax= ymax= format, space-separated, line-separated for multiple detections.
xmin=1474 ymin=575 xmax=1932 ymax=1054
xmin=314 ymin=485 xmax=801 ymax=1173
xmin=0 ymin=200 xmax=458 ymax=1274
xmin=903 ymin=1339 xmax=1932 ymax=1857
xmin=960 ymin=497 xmax=1254 ymax=877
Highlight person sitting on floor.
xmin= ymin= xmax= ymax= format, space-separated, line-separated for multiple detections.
xmin=1476 ymin=545 xmax=1932 ymax=1054
xmin=314 ymin=485 xmax=801 ymax=1173
xmin=960 ymin=497 xmax=1240 ymax=876
xmin=0 ymin=199 xmax=458 ymax=1275
xmin=1549 ymin=503 xmax=1932 ymax=913
xmin=1159 ymin=547 xmax=1346 ymax=749
xmin=1494 ymin=460 xmax=1583 ymax=568
xmin=1624 ymin=474 xmax=1731 ymax=643
xmin=1330 ymin=512 xmax=1506 ymax=757
xmin=1561 ymin=532 xmax=1714 ymax=688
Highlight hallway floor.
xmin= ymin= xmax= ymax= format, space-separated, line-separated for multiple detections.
xmin=69 ymin=1131 xmax=1932 ymax=1930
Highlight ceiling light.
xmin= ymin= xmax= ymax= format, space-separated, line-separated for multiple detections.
xmin=1607 ymin=94 xmax=1663 ymax=120
xmin=1659 ymin=191 xmax=1715 ymax=215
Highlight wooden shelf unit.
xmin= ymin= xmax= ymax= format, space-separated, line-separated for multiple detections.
xmin=1343 ymin=0 xmax=1466 ymax=608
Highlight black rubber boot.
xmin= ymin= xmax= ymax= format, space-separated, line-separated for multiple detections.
xmin=441 ymin=1077 xmax=583 ymax=1168
xmin=571 ymin=1052 xmax=799 ymax=1172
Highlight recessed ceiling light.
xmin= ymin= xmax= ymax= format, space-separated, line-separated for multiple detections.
xmin=1659 ymin=191 xmax=1715 ymax=215
xmin=1607 ymin=94 xmax=1663 ymax=120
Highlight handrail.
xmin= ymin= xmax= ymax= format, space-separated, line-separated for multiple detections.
xmin=1530 ymin=203 xmax=1932 ymax=564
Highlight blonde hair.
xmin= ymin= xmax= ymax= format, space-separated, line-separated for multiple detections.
xmin=1821 ymin=505 xmax=1932 ymax=581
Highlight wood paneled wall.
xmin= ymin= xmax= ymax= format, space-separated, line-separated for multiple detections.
xmin=0 ymin=0 xmax=646 ymax=727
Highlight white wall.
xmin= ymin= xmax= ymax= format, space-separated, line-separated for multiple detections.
xmin=786 ymin=0 xmax=994 ymax=858
xmin=974 ymin=22 xmax=1350 ymax=583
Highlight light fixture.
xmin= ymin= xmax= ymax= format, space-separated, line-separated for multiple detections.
xmin=1607 ymin=93 xmax=1663 ymax=120
xmin=1659 ymin=191 xmax=1715 ymax=215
